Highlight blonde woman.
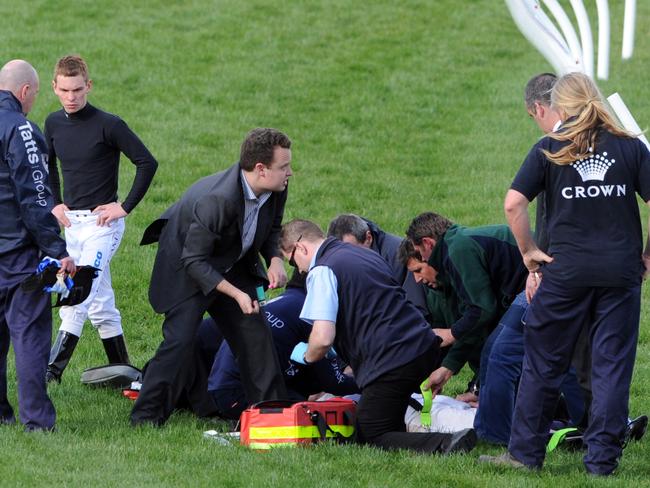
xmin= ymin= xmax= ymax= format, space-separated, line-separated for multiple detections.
xmin=484 ymin=72 xmax=650 ymax=475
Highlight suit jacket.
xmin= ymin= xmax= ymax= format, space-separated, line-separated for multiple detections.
xmin=141 ymin=163 xmax=287 ymax=313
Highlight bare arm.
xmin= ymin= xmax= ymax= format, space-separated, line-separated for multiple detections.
xmin=304 ymin=320 xmax=336 ymax=363
xmin=504 ymin=189 xmax=553 ymax=272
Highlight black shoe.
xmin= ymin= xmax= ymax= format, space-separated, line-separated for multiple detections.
xmin=102 ymin=335 xmax=131 ymax=364
xmin=45 ymin=370 xmax=61 ymax=384
xmin=624 ymin=415 xmax=648 ymax=447
xmin=442 ymin=428 xmax=477 ymax=454
xmin=47 ymin=331 xmax=80 ymax=383
xmin=0 ymin=416 xmax=15 ymax=425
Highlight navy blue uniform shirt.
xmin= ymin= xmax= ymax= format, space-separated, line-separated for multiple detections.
xmin=512 ymin=129 xmax=650 ymax=287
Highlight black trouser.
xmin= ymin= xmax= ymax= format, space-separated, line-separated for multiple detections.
xmin=571 ymin=319 xmax=593 ymax=427
xmin=356 ymin=345 xmax=454 ymax=452
xmin=195 ymin=317 xmax=224 ymax=373
xmin=509 ymin=278 xmax=640 ymax=475
xmin=131 ymin=266 xmax=287 ymax=426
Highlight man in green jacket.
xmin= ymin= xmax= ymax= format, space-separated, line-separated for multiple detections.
xmin=405 ymin=212 xmax=528 ymax=394
xmin=397 ymin=239 xmax=479 ymax=378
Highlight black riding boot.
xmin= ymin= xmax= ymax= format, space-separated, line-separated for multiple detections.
xmin=102 ymin=335 xmax=131 ymax=365
xmin=46 ymin=331 xmax=80 ymax=383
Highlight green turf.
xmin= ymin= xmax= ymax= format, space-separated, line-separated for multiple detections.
xmin=2 ymin=0 xmax=650 ymax=485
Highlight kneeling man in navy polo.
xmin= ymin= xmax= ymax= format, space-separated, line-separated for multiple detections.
xmin=280 ymin=219 xmax=476 ymax=454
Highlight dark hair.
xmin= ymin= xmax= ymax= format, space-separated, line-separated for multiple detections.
xmin=327 ymin=214 xmax=369 ymax=243
xmin=406 ymin=212 xmax=453 ymax=244
xmin=239 ymin=128 xmax=291 ymax=171
xmin=397 ymin=238 xmax=422 ymax=266
xmin=524 ymin=72 xmax=557 ymax=111
xmin=280 ymin=219 xmax=324 ymax=253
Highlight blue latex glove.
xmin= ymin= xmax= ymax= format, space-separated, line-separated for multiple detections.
xmin=290 ymin=342 xmax=309 ymax=365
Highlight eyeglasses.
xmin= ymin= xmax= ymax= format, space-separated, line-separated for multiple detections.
xmin=288 ymin=234 xmax=303 ymax=268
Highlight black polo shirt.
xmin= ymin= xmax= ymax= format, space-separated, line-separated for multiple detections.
xmin=512 ymin=130 xmax=650 ymax=287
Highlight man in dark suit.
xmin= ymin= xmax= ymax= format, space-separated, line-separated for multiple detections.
xmin=130 ymin=128 xmax=292 ymax=427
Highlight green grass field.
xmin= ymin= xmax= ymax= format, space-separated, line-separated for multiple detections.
xmin=2 ymin=0 xmax=650 ymax=486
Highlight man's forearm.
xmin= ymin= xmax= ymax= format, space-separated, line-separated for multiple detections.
xmin=304 ymin=344 xmax=330 ymax=364
xmin=305 ymin=320 xmax=336 ymax=363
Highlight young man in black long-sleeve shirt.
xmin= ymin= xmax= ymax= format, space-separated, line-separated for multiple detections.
xmin=44 ymin=55 xmax=158 ymax=383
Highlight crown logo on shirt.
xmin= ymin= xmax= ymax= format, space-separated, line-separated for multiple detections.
xmin=571 ymin=150 xmax=614 ymax=182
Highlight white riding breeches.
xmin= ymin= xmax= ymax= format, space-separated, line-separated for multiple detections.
xmin=58 ymin=210 xmax=125 ymax=339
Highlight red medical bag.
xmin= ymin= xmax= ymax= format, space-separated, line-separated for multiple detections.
xmin=240 ymin=398 xmax=356 ymax=449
